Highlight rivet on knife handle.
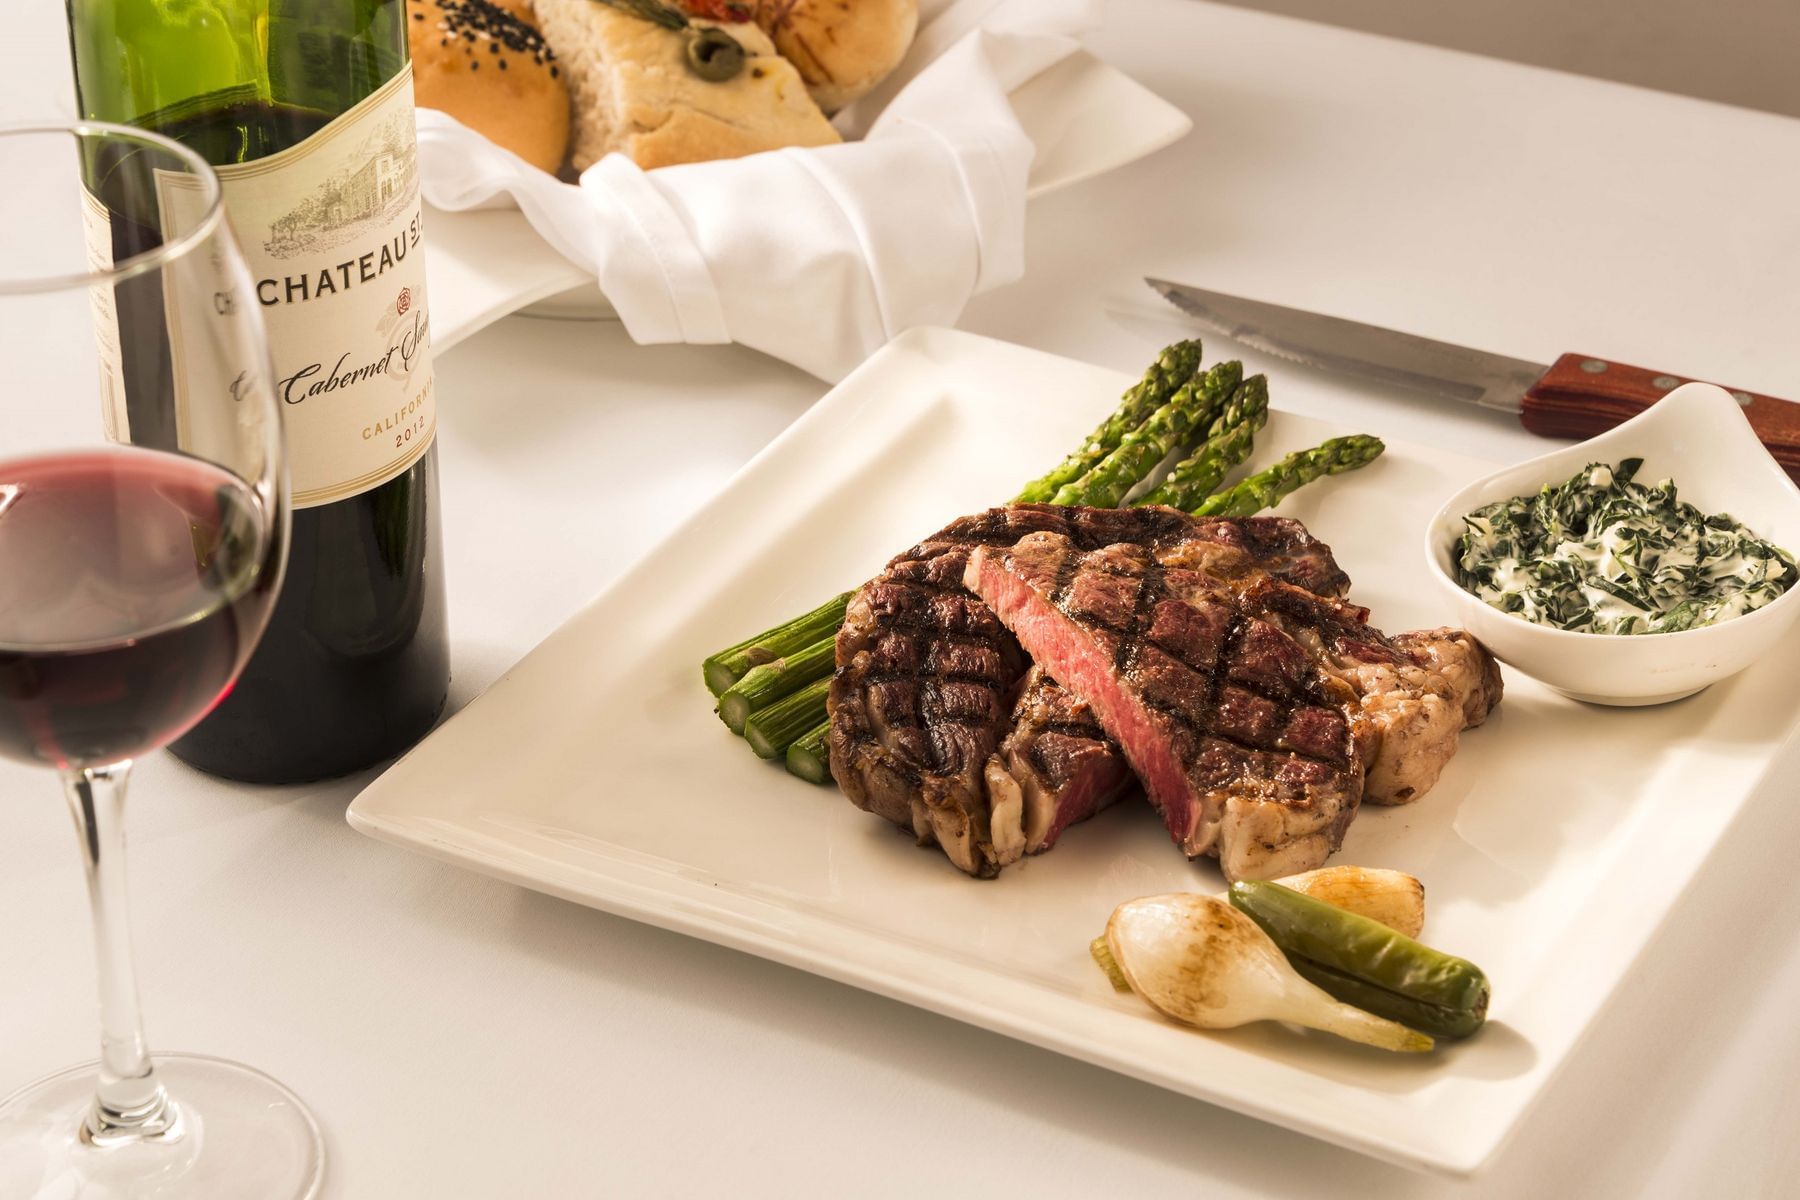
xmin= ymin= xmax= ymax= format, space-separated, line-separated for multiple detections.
xmin=1521 ymin=352 xmax=1800 ymax=482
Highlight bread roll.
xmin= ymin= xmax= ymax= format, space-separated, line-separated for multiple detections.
xmin=408 ymin=0 xmax=572 ymax=175
xmin=742 ymin=0 xmax=918 ymax=113
xmin=535 ymin=0 xmax=840 ymax=172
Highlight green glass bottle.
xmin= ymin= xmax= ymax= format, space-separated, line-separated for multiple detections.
xmin=69 ymin=0 xmax=450 ymax=782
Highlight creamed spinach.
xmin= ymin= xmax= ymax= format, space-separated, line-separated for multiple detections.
xmin=1454 ymin=459 xmax=1796 ymax=635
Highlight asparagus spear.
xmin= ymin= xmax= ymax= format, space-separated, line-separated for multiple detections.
xmin=744 ymin=678 xmax=833 ymax=760
xmin=785 ymin=720 xmax=833 ymax=784
xmin=1052 ymin=359 xmax=1242 ymax=508
xmin=1014 ymin=339 xmax=1203 ymax=502
xmin=1191 ymin=435 xmax=1386 ymax=518
xmin=702 ymin=592 xmax=850 ymax=697
xmin=717 ymin=636 xmax=836 ymax=734
xmin=1135 ymin=374 xmax=1269 ymax=510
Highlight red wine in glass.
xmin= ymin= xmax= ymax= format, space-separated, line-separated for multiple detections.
xmin=0 ymin=446 xmax=278 ymax=770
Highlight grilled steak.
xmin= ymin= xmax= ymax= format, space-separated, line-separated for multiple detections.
xmin=964 ymin=511 xmax=1500 ymax=881
xmin=967 ymin=531 xmax=1367 ymax=880
xmin=828 ymin=504 xmax=1350 ymax=877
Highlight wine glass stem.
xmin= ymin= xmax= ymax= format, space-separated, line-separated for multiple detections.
xmin=60 ymin=761 xmax=182 ymax=1146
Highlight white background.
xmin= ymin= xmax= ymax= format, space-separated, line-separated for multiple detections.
xmin=4 ymin=2 xmax=1799 ymax=1197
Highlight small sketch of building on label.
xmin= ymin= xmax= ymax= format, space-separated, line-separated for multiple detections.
xmin=264 ymin=109 xmax=419 ymax=259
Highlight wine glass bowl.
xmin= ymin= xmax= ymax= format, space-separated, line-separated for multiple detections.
xmin=0 ymin=122 xmax=320 ymax=1198
xmin=0 ymin=123 xmax=288 ymax=771
xmin=0 ymin=445 xmax=280 ymax=770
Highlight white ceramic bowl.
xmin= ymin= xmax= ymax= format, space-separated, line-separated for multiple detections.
xmin=1424 ymin=382 xmax=1800 ymax=705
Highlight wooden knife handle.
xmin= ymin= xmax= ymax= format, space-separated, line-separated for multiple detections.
xmin=1521 ymin=353 xmax=1800 ymax=482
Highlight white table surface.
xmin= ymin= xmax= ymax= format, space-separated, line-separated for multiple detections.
xmin=6 ymin=2 xmax=1800 ymax=1196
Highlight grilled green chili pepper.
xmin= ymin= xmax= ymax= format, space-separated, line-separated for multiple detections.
xmin=1285 ymin=957 xmax=1485 ymax=1040
xmin=1228 ymin=880 xmax=1490 ymax=1040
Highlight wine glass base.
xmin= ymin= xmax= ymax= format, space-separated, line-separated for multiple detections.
xmin=0 ymin=1053 xmax=323 ymax=1199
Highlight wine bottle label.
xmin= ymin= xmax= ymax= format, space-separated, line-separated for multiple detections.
xmin=153 ymin=67 xmax=436 ymax=508
xmin=78 ymin=187 xmax=129 ymax=444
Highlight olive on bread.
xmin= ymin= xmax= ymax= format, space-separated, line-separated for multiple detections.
xmin=407 ymin=0 xmax=572 ymax=175
xmin=535 ymin=0 xmax=840 ymax=171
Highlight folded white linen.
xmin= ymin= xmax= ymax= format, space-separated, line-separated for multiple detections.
xmin=414 ymin=0 xmax=1105 ymax=381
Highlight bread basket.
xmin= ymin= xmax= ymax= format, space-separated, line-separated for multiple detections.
xmin=413 ymin=0 xmax=1192 ymax=376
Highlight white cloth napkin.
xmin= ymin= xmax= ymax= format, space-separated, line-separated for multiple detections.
xmin=415 ymin=0 xmax=1105 ymax=381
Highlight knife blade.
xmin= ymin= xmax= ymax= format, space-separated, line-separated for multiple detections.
xmin=1147 ymin=277 xmax=1800 ymax=482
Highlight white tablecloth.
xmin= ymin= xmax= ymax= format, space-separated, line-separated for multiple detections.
xmin=5 ymin=3 xmax=1798 ymax=1196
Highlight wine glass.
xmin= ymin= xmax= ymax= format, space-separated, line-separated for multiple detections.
xmin=0 ymin=124 xmax=321 ymax=1197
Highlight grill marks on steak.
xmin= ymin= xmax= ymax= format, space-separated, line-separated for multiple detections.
xmin=828 ymin=553 xmax=1020 ymax=878
xmin=966 ymin=531 xmax=1364 ymax=880
xmin=828 ymin=505 xmax=1348 ymax=877
xmin=828 ymin=509 xmax=1066 ymax=877
xmin=831 ymin=500 xmax=1498 ymax=882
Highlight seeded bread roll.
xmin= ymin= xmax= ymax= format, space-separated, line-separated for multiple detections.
xmin=534 ymin=0 xmax=840 ymax=172
xmin=738 ymin=0 xmax=918 ymax=113
xmin=408 ymin=0 xmax=572 ymax=175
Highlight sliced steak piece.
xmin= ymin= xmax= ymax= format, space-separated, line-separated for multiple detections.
xmin=829 ymin=504 xmax=1350 ymax=878
xmin=986 ymin=667 xmax=1135 ymax=862
xmin=966 ymin=529 xmax=1364 ymax=881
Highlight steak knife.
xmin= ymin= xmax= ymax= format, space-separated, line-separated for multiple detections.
xmin=1147 ymin=278 xmax=1800 ymax=482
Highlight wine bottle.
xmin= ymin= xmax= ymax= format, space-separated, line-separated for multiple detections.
xmin=69 ymin=0 xmax=450 ymax=782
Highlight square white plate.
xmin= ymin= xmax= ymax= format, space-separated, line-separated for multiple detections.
xmin=349 ymin=328 xmax=1800 ymax=1175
